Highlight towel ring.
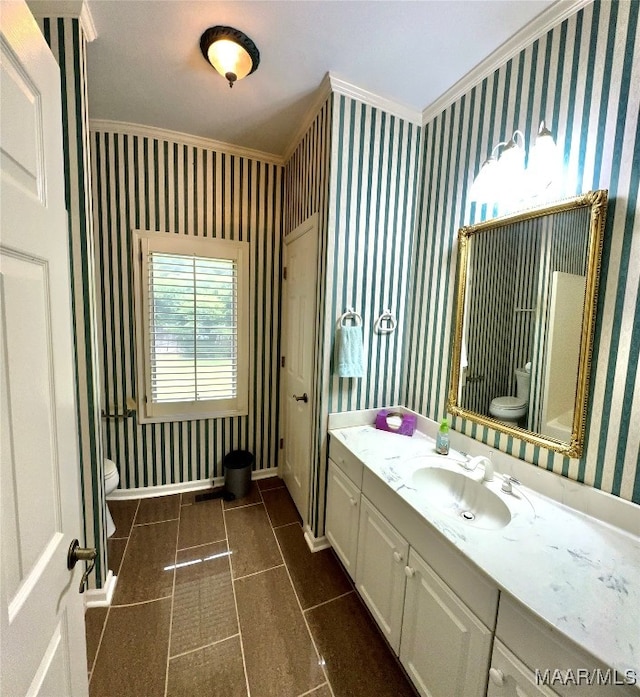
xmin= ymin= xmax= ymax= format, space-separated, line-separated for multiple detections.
xmin=374 ymin=309 xmax=397 ymax=335
xmin=339 ymin=307 xmax=362 ymax=327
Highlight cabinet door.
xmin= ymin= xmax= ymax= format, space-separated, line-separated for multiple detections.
xmin=356 ymin=496 xmax=409 ymax=653
xmin=487 ymin=640 xmax=559 ymax=697
xmin=325 ymin=460 xmax=360 ymax=579
xmin=400 ymin=548 xmax=493 ymax=697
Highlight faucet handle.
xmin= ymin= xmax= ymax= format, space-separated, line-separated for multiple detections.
xmin=501 ymin=474 xmax=520 ymax=493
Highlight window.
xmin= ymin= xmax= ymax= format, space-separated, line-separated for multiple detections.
xmin=133 ymin=231 xmax=249 ymax=422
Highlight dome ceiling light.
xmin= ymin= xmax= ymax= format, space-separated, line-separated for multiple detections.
xmin=199 ymin=25 xmax=260 ymax=88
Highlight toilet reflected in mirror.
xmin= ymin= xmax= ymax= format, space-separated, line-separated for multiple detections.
xmin=489 ymin=365 xmax=531 ymax=426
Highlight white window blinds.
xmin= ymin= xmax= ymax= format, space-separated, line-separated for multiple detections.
xmin=133 ymin=231 xmax=249 ymax=423
xmin=148 ymin=252 xmax=238 ymax=404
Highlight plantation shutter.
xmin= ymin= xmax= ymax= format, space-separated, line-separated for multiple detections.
xmin=147 ymin=252 xmax=238 ymax=404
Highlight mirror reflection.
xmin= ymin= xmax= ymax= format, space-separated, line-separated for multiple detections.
xmin=448 ymin=191 xmax=607 ymax=458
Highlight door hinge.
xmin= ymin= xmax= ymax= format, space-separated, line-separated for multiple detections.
xmin=279 ymin=438 xmax=284 ymax=450
xmin=283 ymin=266 xmax=287 ymax=280
xmin=281 ymin=356 xmax=285 ymax=368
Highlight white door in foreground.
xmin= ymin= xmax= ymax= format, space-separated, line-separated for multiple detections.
xmin=1 ymin=1 xmax=88 ymax=694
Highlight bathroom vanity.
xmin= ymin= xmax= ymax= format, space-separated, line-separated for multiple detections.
xmin=326 ymin=410 xmax=639 ymax=697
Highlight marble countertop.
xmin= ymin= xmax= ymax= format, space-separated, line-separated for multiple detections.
xmin=329 ymin=424 xmax=640 ymax=682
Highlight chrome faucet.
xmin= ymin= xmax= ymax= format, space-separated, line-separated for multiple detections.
xmin=464 ymin=454 xmax=494 ymax=482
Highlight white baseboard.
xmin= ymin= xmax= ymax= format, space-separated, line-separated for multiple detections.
xmin=304 ymin=526 xmax=331 ymax=553
xmin=85 ymin=570 xmax=117 ymax=608
xmin=107 ymin=467 xmax=280 ymax=501
xmin=252 ymin=467 xmax=280 ymax=481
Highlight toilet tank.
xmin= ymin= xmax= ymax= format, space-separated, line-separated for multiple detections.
xmin=515 ymin=368 xmax=531 ymax=401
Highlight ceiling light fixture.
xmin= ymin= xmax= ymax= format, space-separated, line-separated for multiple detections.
xmin=199 ymin=25 xmax=260 ymax=88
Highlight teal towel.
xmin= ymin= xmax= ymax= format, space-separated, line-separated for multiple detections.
xmin=336 ymin=325 xmax=364 ymax=378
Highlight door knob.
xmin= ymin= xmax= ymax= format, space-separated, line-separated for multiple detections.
xmin=67 ymin=539 xmax=97 ymax=594
xmin=293 ymin=393 xmax=308 ymax=403
xmin=489 ymin=667 xmax=505 ymax=686
xmin=404 ymin=566 xmax=415 ymax=578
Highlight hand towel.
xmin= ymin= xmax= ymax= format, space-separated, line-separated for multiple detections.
xmin=336 ymin=325 xmax=364 ymax=378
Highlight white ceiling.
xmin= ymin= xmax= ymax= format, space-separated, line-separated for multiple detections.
xmin=80 ymin=1 xmax=555 ymax=158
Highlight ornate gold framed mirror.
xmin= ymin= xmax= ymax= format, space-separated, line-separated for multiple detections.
xmin=448 ymin=190 xmax=608 ymax=458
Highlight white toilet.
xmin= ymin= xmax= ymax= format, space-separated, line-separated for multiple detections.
xmin=489 ymin=366 xmax=531 ymax=425
xmin=104 ymin=458 xmax=120 ymax=537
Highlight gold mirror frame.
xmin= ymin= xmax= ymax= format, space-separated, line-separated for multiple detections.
xmin=448 ymin=190 xmax=608 ymax=458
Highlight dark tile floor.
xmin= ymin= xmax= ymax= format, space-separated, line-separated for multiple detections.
xmin=86 ymin=478 xmax=418 ymax=697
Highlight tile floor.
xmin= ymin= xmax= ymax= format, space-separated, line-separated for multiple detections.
xmin=86 ymin=477 xmax=418 ymax=697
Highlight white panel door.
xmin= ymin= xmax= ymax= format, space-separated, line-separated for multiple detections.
xmin=281 ymin=215 xmax=318 ymax=522
xmin=355 ymin=496 xmax=408 ymax=653
xmin=0 ymin=2 xmax=88 ymax=695
xmin=400 ymin=548 xmax=492 ymax=697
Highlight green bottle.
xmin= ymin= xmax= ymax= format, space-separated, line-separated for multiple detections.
xmin=436 ymin=418 xmax=450 ymax=455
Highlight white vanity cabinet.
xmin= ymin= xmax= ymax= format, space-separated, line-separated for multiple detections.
xmin=355 ymin=495 xmax=409 ymax=652
xmin=326 ymin=434 xmax=496 ymax=697
xmin=491 ymin=596 xmax=638 ymax=697
xmin=400 ymin=547 xmax=493 ymax=697
xmin=325 ymin=458 xmax=361 ymax=579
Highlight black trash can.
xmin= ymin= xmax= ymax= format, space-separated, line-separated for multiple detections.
xmin=223 ymin=450 xmax=254 ymax=499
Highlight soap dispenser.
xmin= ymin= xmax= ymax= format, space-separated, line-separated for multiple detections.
xmin=436 ymin=418 xmax=450 ymax=455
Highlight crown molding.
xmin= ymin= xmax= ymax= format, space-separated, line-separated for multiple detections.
xmin=79 ymin=0 xmax=97 ymax=42
xmin=88 ymin=120 xmax=284 ymax=166
xmin=422 ymin=0 xmax=592 ymax=126
xmin=281 ymin=71 xmax=423 ymax=165
xmin=329 ymin=73 xmax=422 ymax=126
xmin=26 ymin=0 xmax=97 ymax=41
xmin=282 ymin=73 xmax=333 ymax=163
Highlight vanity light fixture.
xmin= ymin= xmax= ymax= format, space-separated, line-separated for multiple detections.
xmin=469 ymin=122 xmax=558 ymax=204
xmin=497 ymin=130 xmax=526 ymax=202
xmin=468 ymin=146 xmax=502 ymax=202
xmin=200 ymin=25 xmax=260 ymax=88
xmin=528 ymin=121 xmax=561 ymax=191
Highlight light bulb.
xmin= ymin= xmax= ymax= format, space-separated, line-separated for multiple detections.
xmin=207 ymin=39 xmax=253 ymax=86
xmin=469 ymin=157 xmax=499 ymax=203
xmin=529 ymin=121 xmax=560 ymax=196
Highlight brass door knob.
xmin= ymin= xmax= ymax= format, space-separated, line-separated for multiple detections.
xmin=67 ymin=539 xmax=97 ymax=593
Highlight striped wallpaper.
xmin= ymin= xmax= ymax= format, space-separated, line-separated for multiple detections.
xmin=284 ymin=96 xmax=333 ymax=535
xmin=40 ymin=17 xmax=107 ymax=590
xmin=404 ymin=0 xmax=640 ymax=503
xmin=462 ymin=223 xmax=531 ymax=415
xmin=90 ymin=129 xmax=283 ymax=490
xmin=285 ymin=95 xmax=422 ymax=535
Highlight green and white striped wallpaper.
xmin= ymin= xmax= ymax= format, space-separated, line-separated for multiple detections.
xmin=90 ymin=128 xmax=283 ymax=490
xmin=285 ymin=95 xmax=422 ymax=534
xmin=40 ymin=17 xmax=107 ymax=590
xmin=404 ymin=0 xmax=640 ymax=503
xmin=284 ymin=96 xmax=333 ymax=534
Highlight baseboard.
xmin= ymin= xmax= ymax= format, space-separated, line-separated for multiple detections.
xmin=303 ymin=526 xmax=331 ymax=553
xmin=107 ymin=467 xmax=280 ymax=500
xmin=251 ymin=467 xmax=279 ymax=481
xmin=85 ymin=570 xmax=117 ymax=608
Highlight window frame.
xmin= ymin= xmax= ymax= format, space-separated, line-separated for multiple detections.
xmin=132 ymin=230 xmax=249 ymax=423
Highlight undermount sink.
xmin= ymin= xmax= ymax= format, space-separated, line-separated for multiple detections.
xmin=411 ymin=467 xmax=511 ymax=530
